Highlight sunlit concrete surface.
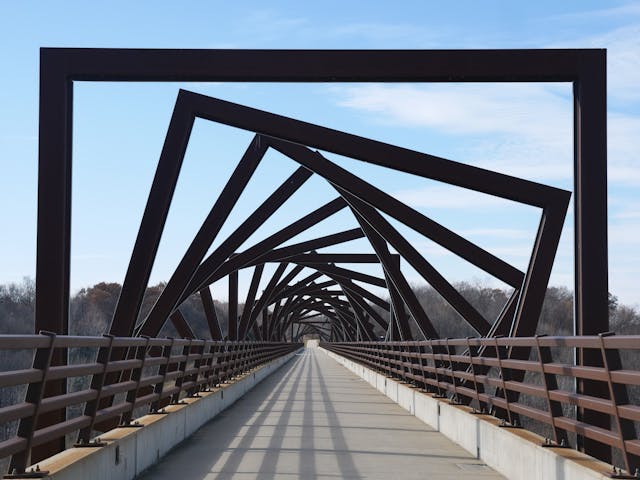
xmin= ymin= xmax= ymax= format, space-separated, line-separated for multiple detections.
xmin=138 ymin=347 xmax=504 ymax=479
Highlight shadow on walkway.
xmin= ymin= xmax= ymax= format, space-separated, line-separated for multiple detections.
xmin=139 ymin=348 xmax=504 ymax=479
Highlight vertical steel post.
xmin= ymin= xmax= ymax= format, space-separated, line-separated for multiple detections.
xmin=574 ymin=52 xmax=610 ymax=461
xmin=10 ymin=332 xmax=57 ymax=473
xmin=34 ymin=54 xmax=70 ymax=462
xmin=228 ymin=269 xmax=238 ymax=341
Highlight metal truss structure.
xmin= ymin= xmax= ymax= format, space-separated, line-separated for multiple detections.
xmin=27 ymin=49 xmax=610 ymax=468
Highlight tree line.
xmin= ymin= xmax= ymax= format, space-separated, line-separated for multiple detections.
xmin=1 ymin=277 xmax=638 ymax=338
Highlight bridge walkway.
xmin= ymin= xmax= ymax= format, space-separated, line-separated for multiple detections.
xmin=139 ymin=347 xmax=504 ymax=479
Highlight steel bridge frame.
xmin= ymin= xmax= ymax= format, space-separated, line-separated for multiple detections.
xmin=34 ymin=48 xmax=607 ymax=463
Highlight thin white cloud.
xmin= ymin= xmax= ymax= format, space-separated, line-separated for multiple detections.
xmin=549 ymin=24 xmax=640 ymax=104
xmin=552 ymin=3 xmax=640 ymax=21
xmin=487 ymin=246 xmax=532 ymax=258
xmin=334 ymin=82 xmax=574 ymax=182
xmin=608 ymin=113 xmax=640 ymax=185
xmin=609 ymin=221 xmax=640 ymax=246
xmin=0 ymin=135 xmax=37 ymax=142
xmin=335 ymin=83 xmax=571 ymax=138
xmin=327 ymin=22 xmax=442 ymax=44
xmin=333 ymin=80 xmax=639 ymax=185
xmin=394 ymin=184 xmax=511 ymax=209
xmin=72 ymin=253 xmax=112 ymax=260
xmin=612 ymin=202 xmax=640 ymax=219
xmin=457 ymin=228 xmax=534 ymax=240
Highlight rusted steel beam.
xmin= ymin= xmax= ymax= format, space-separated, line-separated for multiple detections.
xmin=253 ymin=229 xmax=365 ymax=264
xmin=193 ymin=198 xmax=347 ymax=289
xmin=180 ymin=166 xmax=312 ymax=302
xmin=169 ymin=309 xmax=195 ymax=339
xmin=338 ymin=186 xmax=490 ymax=336
xmin=243 ymin=263 xmax=289 ymax=337
xmin=238 ymin=264 xmax=265 ymax=340
xmin=228 ymin=268 xmax=238 ymax=341
xmin=200 ymin=287 xmax=223 ymax=340
xmin=136 ymin=137 xmax=266 ymax=338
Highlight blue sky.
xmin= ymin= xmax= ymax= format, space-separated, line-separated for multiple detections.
xmin=1 ymin=1 xmax=639 ymax=306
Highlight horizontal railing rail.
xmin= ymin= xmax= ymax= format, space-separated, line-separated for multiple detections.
xmin=0 ymin=333 xmax=300 ymax=476
xmin=322 ymin=336 xmax=640 ymax=475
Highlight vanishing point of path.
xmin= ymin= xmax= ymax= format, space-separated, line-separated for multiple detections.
xmin=139 ymin=347 xmax=505 ymax=479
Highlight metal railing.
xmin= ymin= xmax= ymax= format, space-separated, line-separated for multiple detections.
xmin=0 ymin=333 xmax=300 ymax=475
xmin=323 ymin=336 xmax=640 ymax=475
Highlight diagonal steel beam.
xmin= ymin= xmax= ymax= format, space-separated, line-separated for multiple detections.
xmin=188 ymin=198 xmax=347 ymax=293
xmin=238 ymin=264 xmax=265 ymax=339
xmin=337 ymin=186 xmax=491 ymax=335
xmin=267 ymin=137 xmax=524 ymax=289
xmin=136 ymin=136 xmax=266 ymax=337
xmin=180 ymin=166 xmax=312 ymax=303
xmin=254 ymin=229 xmax=365 ymax=264
xmin=169 ymin=309 xmax=195 ymax=339
xmin=199 ymin=286 xmax=223 ymax=340
xmin=109 ymin=99 xmax=198 ymax=337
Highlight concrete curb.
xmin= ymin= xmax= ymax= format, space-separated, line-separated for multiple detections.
xmin=33 ymin=349 xmax=302 ymax=480
xmin=320 ymin=347 xmax=618 ymax=480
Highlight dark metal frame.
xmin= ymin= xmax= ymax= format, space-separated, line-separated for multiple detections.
xmin=34 ymin=48 xmax=607 ymax=463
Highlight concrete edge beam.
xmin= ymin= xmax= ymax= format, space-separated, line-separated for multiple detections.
xmin=319 ymin=347 xmax=618 ymax=480
xmin=30 ymin=349 xmax=303 ymax=480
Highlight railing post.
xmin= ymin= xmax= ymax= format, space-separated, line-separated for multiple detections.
xmin=239 ymin=341 xmax=250 ymax=375
xmin=492 ymin=336 xmax=517 ymax=426
xmin=9 ymin=331 xmax=56 ymax=475
xmin=431 ymin=339 xmax=445 ymax=398
xmin=465 ymin=337 xmax=485 ymax=413
xmin=445 ymin=338 xmax=460 ymax=403
xmin=151 ymin=337 xmax=175 ymax=412
xmin=77 ymin=334 xmax=115 ymax=444
xmin=187 ymin=341 xmax=205 ymax=397
xmin=534 ymin=334 xmax=568 ymax=447
xmin=171 ymin=338 xmax=193 ymax=404
xmin=416 ymin=341 xmax=428 ymax=392
xmin=399 ymin=342 xmax=409 ymax=382
xmin=121 ymin=336 xmax=151 ymax=425
xmin=200 ymin=340 xmax=215 ymax=390
xmin=598 ymin=332 xmax=638 ymax=474
xmin=219 ymin=342 xmax=230 ymax=384
xmin=209 ymin=341 xmax=223 ymax=388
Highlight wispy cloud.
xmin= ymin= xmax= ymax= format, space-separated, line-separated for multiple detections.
xmin=72 ymin=253 xmax=112 ymax=261
xmin=612 ymin=200 xmax=640 ymax=219
xmin=332 ymin=79 xmax=640 ymax=185
xmin=0 ymin=135 xmax=37 ymax=142
xmin=548 ymin=23 xmax=640 ymax=104
xmin=551 ymin=2 xmax=640 ymax=21
xmin=394 ymin=184 xmax=520 ymax=209
xmin=457 ymin=228 xmax=534 ymax=240
xmin=230 ymin=10 xmax=449 ymax=47
xmin=333 ymin=82 xmax=574 ymax=181
xmin=609 ymin=221 xmax=640 ymax=246
xmin=327 ymin=22 xmax=444 ymax=45
xmin=335 ymin=83 xmax=571 ymax=137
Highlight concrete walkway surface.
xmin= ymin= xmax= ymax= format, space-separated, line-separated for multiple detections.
xmin=138 ymin=347 xmax=505 ymax=479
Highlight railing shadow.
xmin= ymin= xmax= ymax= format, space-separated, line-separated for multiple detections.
xmin=138 ymin=353 xmax=306 ymax=479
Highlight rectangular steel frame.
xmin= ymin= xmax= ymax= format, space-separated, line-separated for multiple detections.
xmin=36 ymin=48 xmax=607 ymax=459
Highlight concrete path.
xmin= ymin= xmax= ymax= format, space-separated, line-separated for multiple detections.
xmin=139 ymin=347 xmax=504 ymax=479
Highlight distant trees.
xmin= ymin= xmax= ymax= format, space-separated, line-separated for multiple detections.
xmin=0 ymin=277 xmax=35 ymax=334
xmin=0 ymin=277 xmax=638 ymax=339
